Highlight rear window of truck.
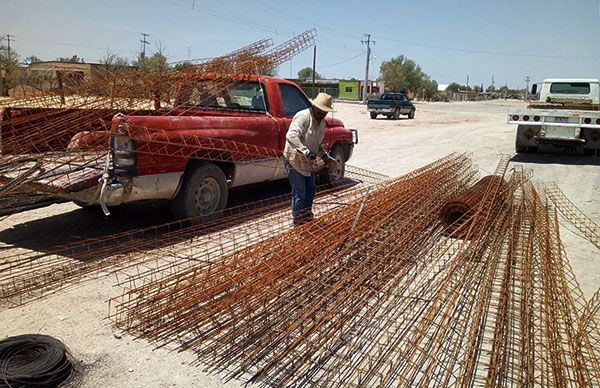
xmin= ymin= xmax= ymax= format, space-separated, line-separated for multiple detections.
xmin=177 ymin=80 xmax=269 ymax=112
xmin=549 ymin=82 xmax=590 ymax=95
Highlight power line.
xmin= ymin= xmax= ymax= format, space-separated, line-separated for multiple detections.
xmin=164 ymin=0 xmax=285 ymax=35
xmin=318 ymin=52 xmax=364 ymax=68
xmin=13 ymin=35 xmax=127 ymax=54
xmin=372 ymin=35 xmax=600 ymax=60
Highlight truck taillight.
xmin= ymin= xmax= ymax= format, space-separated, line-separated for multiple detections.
xmin=534 ymin=116 xmax=540 ymax=122
xmin=111 ymin=133 xmax=136 ymax=177
xmin=512 ymin=115 xmax=519 ymax=121
xmin=584 ymin=118 xmax=592 ymax=124
xmin=523 ymin=115 xmax=530 ymax=121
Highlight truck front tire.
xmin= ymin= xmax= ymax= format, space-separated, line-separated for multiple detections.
xmin=170 ymin=162 xmax=228 ymax=221
xmin=320 ymin=145 xmax=346 ymax=184
xmin=370 ymin=112 xmax=377 ymax=119
xmin=408 ymin=109 xmax=415 ymax=119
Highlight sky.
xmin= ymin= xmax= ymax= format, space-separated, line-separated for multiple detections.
xmin=1 ymin=0 xmax=600 ymax=89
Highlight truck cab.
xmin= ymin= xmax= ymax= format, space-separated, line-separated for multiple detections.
xmin=508 ymin=79 xmax=600 ymax=155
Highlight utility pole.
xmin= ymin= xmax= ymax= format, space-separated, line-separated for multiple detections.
xmin=6 ymin=34 xmax=13 ymax=57
xmin=140 ymin=33 xmax=150 ymax=60
xmin=361 ymin=34 xmax=374 ymax=103
xmin=491 ymin=75 xmax=495 ymax=91
xmin=524 ymin=76 xmax=531 ymax=101
xmin=311 ymin=45 xmax=317 ymax=98
xmin=466 ymin=74 xmax=469 ymax=89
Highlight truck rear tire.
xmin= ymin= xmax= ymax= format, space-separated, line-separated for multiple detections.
xmin=320 ymin=145 xmax=346 ymax=184
xmin=170 ymin=162 xmax=228 ymax=221
xmin=370 ymin=112 xmax=377 ymax=119
xmin=392 ymin=109 xmax=400 ymax=120
xmin=408 ymin=109 xmax=415 ymax=119
xmin=516 ymin=144 xmax=538 ymax=153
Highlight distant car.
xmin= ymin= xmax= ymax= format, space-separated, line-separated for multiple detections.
xmin=367 ymin=93 xmax=416 ymax=120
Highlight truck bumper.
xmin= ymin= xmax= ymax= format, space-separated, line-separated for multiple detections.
xmin=515 ymin=123 xmax=600 ymax=150
xmin=368 ymin=107 xmax=395 ymax=114
xmin=70 ymin=172 xmax=183 ymax=206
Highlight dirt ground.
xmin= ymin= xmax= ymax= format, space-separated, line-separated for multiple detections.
xmin=1 ymin=99 xmax=599 ymax=387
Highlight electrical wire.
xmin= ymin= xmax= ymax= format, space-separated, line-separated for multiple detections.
xmin=318 ymin=52 xmax=364 ymax=68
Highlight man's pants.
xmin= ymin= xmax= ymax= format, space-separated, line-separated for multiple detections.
xmin=286 ymin=162 xmax=316 ymax=223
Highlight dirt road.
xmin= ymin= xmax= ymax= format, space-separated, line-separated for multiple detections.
xmin=1 ymin=100 xmax=598 ymax=387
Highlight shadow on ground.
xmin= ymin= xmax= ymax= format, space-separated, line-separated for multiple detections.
xmin=0 ymin=178 xmax=358 ymax=261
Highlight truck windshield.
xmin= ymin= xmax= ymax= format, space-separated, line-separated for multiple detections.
xmin=177 ymin=80 xmax=268 ymax=112
xmin=549 ymin=82 xmax=590 ymax=95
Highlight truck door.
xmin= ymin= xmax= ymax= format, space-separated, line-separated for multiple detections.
xmin=276 ymin=83 xmax=312 ymax=148
xmin=273 ymin=83 xmax=313 ymax=179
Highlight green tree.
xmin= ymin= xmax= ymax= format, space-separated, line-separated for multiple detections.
xmin=446 ymin=82 xmax=470 ymax=93
xmin=379 ymin=55 xmax=429 ymax=95
xmin=421 ymin=78 xmax=439 ymax=101
xmin=297 ymin=66 xmax=322 ymax=80
xmin=99 ymin=50 xmax=129 ymax=71
xmin=0 ymin=44 xmax=19 ymax=96
xmin=57 ymin=55 xmax=85 ymax=63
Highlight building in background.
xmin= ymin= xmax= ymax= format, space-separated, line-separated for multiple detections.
xmin=338 ymin=79 xmax=360 ymax=101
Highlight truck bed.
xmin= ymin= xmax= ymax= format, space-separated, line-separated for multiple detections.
xmin=0 ymin=151 xmax=106 ymax=196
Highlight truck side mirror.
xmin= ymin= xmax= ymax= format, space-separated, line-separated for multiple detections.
xmin=531 ymin=84 xmax=537 ymax=95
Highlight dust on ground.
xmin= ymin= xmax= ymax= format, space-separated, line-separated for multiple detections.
xmin=1 ymin=99 xmax=598 ymax=387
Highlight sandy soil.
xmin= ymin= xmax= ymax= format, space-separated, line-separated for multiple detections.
xmin=1 ymin=100 xmax=599 ymax=387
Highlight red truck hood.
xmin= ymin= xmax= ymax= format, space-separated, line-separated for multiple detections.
xmin=326 ymin=117 xmax=344 ymax=127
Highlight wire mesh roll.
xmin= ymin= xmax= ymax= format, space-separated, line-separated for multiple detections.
xmin=0 ymin=334 xmax=73 ymax=388
xmin=440 ymin=175 xmax=507 ymax=239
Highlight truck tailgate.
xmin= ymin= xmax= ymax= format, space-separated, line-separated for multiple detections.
xmin=0 ymin=151 xmax=106 ymax=195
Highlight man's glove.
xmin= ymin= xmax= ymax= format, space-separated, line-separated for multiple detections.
xmin=323 ymin=152 xmax=336 ymax=163
xmin=300 ymin=148 xmax=317 ymax=160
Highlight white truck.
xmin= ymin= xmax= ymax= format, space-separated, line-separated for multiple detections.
xmin=508 ymin=78 xmax=600 ymax=155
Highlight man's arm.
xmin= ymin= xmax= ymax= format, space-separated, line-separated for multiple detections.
xmin=286 ymin=113 xmax=310 ymax=154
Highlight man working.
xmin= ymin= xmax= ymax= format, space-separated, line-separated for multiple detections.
xmin=283 ymin=92 xmax=336 ymax=225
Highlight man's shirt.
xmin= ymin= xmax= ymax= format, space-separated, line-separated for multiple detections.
xmin=283 ymin=108 xmax=326 ymax=177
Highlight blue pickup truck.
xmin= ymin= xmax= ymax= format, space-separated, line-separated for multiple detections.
xmin=367 ymin=92 xmax=416 ymax=120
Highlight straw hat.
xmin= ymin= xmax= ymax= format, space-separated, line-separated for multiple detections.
xmin=310 ymin=92 xmax=335 ymax=112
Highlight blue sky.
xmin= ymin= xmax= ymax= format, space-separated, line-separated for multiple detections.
xmin=2 ymin=0 xmax=599 ymax=89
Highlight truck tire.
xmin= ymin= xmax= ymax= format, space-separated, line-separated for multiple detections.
xmin=408 ymin=109 xmax=415 ymax=119
xmin=516 ymin=143 xmax=538 ymax=153
xmin=370 ymin=112 xmax=377 ymax=119
xmin=320 ymin=145 xmax=346 ymax=184
xmin=170 ymin=162 xmax=228 ymax=221
xmin=392 ymin=109 xmax=400 ymax=120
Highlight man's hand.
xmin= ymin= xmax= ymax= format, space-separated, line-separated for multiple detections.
xmin=299 ymin=149 xmax=317 ymax=160
xmin=323 ymin=152 xmax=336 ymax=163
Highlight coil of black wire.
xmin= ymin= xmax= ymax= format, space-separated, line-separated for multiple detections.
xmin=0 ymin=334 xmax=73 ymax=388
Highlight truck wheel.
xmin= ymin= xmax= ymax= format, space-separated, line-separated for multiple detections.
xmin=320 ymin=145 xmax=346 ymax=184
xmin=408 ymin=109 xmax=415 ymax=119
xmin=370 ymin=112 xmax=377 ymax=119
xmin=392 ymin=109 xmax=400 ymax=120
xmin=170 ymin=162 xmax=228 ymax=221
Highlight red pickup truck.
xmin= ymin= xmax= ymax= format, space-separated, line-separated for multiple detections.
xmin=1 ymin=74 xmax=357 ymax=219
